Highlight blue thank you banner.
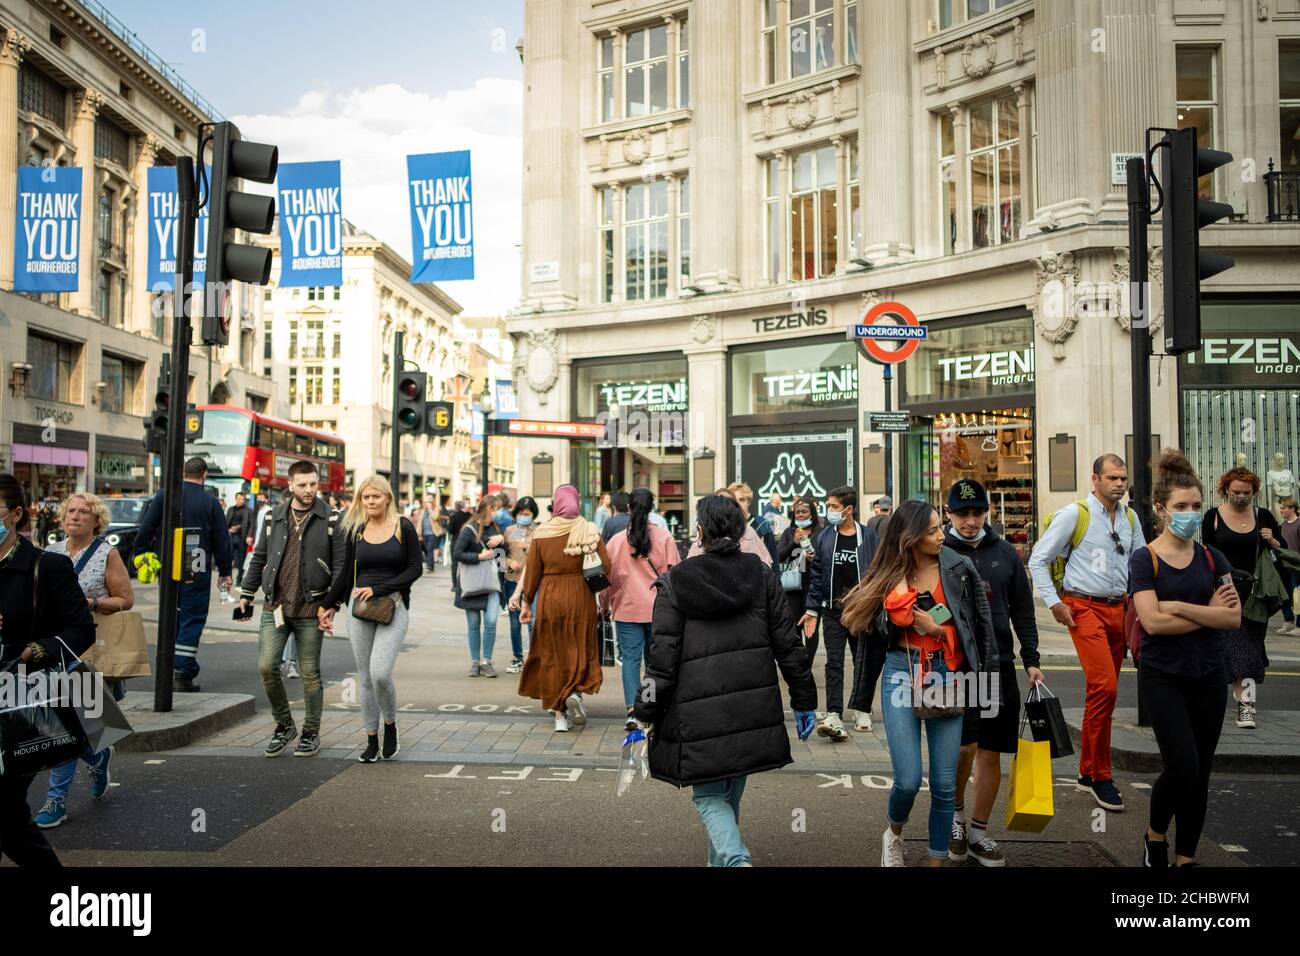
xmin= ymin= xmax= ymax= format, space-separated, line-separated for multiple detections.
xmin=406 ymin=150 xmax=474 ymax=282
xmin=14 ymin=166 xmax=82 ymax=292
xmin=494 ymin=379 xmax=519 ymax=420
xmin=147 ymin=165 xmax=208 ymax=290
xmin=276 ymin=160 xmax=343 ymax=288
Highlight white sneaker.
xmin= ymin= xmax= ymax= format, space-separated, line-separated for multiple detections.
xmin=1276 ymin=623 xmax=1296 ymax=636
xmin=554 ymin=713 xmax=570 ymax=733
xmin=566 ymin=693 xmax=588 ymax=726
xmin=817 ymin=713 xmax=849 ymax=742
xmin=854 ymin=711 xmax=873 ymax=733
xmin=283 ymin=659 xmax=300 ymax=680
xmin=881 ymin=827 xmax=906 ymax=868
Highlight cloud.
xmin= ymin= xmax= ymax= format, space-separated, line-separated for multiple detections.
xmin=232 ymin=77 xmax=522 ymax=318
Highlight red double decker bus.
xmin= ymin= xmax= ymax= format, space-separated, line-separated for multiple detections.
xmin=184 ymin=405 xmax=346 ymax=503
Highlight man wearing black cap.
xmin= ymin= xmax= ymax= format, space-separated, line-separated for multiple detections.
xmin=867 ymin=497 xmax=893 ymax=538
xmin=943 ymin=478 xmax=1043 ymax=867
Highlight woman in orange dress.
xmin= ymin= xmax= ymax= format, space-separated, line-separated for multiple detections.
xmin=519 ymin=485 xmax=610 ymax=731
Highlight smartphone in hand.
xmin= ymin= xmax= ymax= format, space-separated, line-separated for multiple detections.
xmin=928 ymin=603 xmax=954 ymax=625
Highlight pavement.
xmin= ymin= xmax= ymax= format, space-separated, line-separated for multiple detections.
xmin=34 ymin=562 xmax=1287 ymax=866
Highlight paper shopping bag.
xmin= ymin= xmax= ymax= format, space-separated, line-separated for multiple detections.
xmin=1005 ymin=737 xmax=1054 ymax=833
xmin=1025 ymin=682 xmax=1073 ymax=758
xmin=82 ymin=611 xmax=152 ymax=679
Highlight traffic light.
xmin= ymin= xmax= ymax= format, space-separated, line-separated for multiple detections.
xmin=1161 ymin=127 xmax=1234 ymax=355
xmin=145 ymin=355 xmax=171 ymax=455
xmin=424 ymin=400 xmax=453 ymax=436
xmin=396 ymin=371 xmax=428 ymax=435
xmin=202 ymin=121 xmax=278 ymax=346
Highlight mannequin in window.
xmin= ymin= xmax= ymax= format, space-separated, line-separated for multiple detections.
xmin=1267 ymin=453 xmax=1296 ymax=522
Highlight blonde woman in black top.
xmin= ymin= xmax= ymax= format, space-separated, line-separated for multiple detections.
xmin=321 ymin=476 xmax=423 ymax=762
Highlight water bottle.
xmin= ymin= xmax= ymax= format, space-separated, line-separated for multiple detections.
xmin=616 ymin=727 xmax=649 ymax=797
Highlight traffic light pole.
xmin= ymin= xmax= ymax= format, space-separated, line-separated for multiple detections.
xmin=390 ymin=330 xmax=404 ymax=496
xmin=1127 ymin=154 xmax=1153 ymax=729
xmin=480 ymin=419 xmax=490 ymax=503
xmin=154 ymin=155 xmax=198 ymax=714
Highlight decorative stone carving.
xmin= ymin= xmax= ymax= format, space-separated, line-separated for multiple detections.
xmin=860 ymin=288 xmax=880 ymax=310
xmin=1 ymin=28 xmax=32 ymax=65
xmin=935 ymin=47 xmax=947 ymax=90
xmin=1027 ymin=252 xmax=1079 ymax=360
xmin=599 ymin=134 xmax=610 ymax=170
xmin=1257 ymin=1 xmax=1269 ymax=20
xmin=762 ymin=99 xmax=773 ymax=138
xmin=73 ymin=88 xmax=105 ymax=121
xmin=621 ymin=129 xmax=652 ymax=165
xmin=1111 ymin=246 xmax=1165 ymax=334
xmin=962 ymin=33 xmax=998 ymax=78
xmin=523 ymin=328 xmax=560 ymax=406
xmin=786 ymin=89 xmax=819 ymax=131
xmin=1013 ymin=18 xmax=1024 ymax=64
xmin=691 ymin=315 xmax=714 ymax=344
xmin=830 ymin=80 xmax=842 ymax=120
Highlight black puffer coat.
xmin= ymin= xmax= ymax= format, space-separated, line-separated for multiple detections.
xmin=634 ymin=549 xmax=817 ymax=788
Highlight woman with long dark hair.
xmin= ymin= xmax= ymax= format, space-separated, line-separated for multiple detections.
xmin=452 ymin=496 xmax=507 ymax=678
xmin=635 ymin=494 xmax=817 ymax=866
xmin=1202 ymin=466 xmax=1284 ymax=728
xmin=1130 ymin=450 xmax=1239 ymax=867
xmin=0 ymin=474 xmax=96 ymax=865
xmin=604 ymin=487 xmax=680 ymax=728
xmin=841 ymin=500 xmax=997 ymax=867
xmin=776 ymin=496 xmax=825 ymax=665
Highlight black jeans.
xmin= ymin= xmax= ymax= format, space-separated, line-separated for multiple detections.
xmin=1139 ymin=664 xmax=1226 ymax=859
xmin=822 ymin=609 xmax=885 ymax=717
xmin=0 ymin=772 xmax=62 ymax=867
xmin=786 ymin=590 xmax=817 ymax=666
xmin=231 ymin=539 xmax=248 ymax=586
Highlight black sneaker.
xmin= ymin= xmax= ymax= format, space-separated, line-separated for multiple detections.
xmin=1088 ymin=778 xmax=1125 ymax=812
xmin=293 ymin=731 xmax=320 ymax=757
xmin=381 ymin=722 xmax=400 ymax=760
xmin=174 ymin=672 xmax=201 ymax=693
xmin=264 ymin=722 xmax=298 ymax=757
xmin=358 ymin=736 xmax=380 ymax=763
xmin=1143 ymin=833 xmax=1169 ymax=868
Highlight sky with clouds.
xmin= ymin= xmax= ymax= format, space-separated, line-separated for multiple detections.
xmin=102 ymin=0 xmax=524 ymax=317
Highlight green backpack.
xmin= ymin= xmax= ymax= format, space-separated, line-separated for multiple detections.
xmin=1044 ymin=500 xmax=1137 ymax=597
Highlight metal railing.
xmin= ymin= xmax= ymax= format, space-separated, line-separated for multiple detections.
xmin=78 ymin=0 xmax=223 ymax=120
xmin=1264 ymin=160 xmax=1299 ymax=222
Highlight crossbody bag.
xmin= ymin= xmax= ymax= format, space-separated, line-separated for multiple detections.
xmin=350 ymin=528 xmax=397 ymax=625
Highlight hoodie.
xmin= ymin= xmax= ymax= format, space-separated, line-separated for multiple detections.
xmin=942 ymin=525 xmax=1040 ymax=669
xmin=635 ymin=549 xmax=816 ymax=787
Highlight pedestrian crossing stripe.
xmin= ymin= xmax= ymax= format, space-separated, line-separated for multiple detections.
xmin=1221 ymin=845 xmax=1249 ymax=853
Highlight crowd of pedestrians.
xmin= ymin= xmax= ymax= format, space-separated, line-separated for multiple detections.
xmin=2 ymin=427 xmax=1296 ymax=870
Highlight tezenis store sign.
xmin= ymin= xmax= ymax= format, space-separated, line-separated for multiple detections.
xmin=937 ymin=348 xmax=1035 ymax=387
xmin=598 ymin=379 xmax=688 ymax=413
xmin=762 ymin=364 xmax=857 ymax=403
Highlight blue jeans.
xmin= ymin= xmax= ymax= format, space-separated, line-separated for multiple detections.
xmin=691 ymin=776 xmax=750 ymax=866
xmin=175 ymin=570 xmax=211 ymax=678
xmin=502 ymin=579 xmax=526 ymax=660
xmin=46 ymin=679 xmax=125 ymax=802
xmin=614 ymin=620 xmax=652 ymax=710
xmin=880 ymin=648 xmax=965 ymax=860
xmin=465 ymin=591 xmax=500 ymax=663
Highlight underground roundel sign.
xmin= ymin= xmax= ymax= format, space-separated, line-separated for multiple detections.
xmin=858 ymin=301 xmax=922 ymax=364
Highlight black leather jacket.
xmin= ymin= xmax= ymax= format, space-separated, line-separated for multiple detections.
xmin=239 ymin=497 xmax=346 ymax=608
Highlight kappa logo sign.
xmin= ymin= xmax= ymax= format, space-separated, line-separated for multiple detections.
xmin=757 ymin=452 xmax=827 ymax=500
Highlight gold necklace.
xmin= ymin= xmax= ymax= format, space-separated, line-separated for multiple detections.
xmin=290 ymin=507 xmax=310 ymax=533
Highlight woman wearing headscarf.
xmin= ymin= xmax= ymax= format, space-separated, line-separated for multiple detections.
xmin=518 ymin=484 xmax=610 ymax=732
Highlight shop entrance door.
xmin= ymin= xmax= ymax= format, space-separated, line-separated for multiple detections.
xmin=903 ymin=406 xmax=1037 ymax=561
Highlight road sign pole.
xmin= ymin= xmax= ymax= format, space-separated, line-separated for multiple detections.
xmin=390 ymin=330 xmax=404 ymax=496
xmin=883 ymin=364 xmax=894 ymax=502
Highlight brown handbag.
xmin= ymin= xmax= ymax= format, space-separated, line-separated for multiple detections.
xmin=349 ymin=537 xmax=396 ymax=625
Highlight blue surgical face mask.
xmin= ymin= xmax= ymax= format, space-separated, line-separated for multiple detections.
xmin=795 ymin=518 xmax=813 ymax=529
xmin=948 ymin=524 xmax=986 ymax=545
xmin=495 ymin=509 xmax=510 ymax=524
xmin=1164 ymin=510 xmax=1200 ymax=540
xmin=826 ymin=508 xmax=846 ymax=527
xmin=0 ymin=523 xmax=7 ymax=546
xmin=516 ymin=515 xmax=533 ymax=527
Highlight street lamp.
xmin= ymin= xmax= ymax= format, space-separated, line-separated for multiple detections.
xmin=479 ymin=380 xmax=494 ymax=502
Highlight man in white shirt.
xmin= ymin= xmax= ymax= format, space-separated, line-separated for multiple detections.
xmin=1027 ymin=453 xmax=1144 ymax=814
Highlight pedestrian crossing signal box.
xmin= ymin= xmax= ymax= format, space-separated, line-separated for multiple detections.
xmin=171 ymin=528 xmax=203 ymax=583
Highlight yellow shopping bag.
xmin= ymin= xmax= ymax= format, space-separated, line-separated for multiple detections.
xmin=1005 ymin=736 xmax=1054 ymax=833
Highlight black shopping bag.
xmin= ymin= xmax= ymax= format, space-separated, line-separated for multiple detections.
xmin=599 ymin=615 xmax=617 ymax=668
xmin=1025 ymin=681 xmax=1073 ymax=759
xmin=0 ymin=665 xmax=89 ymax=777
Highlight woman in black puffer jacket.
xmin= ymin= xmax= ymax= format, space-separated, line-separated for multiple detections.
xmin=634 ymin=494 xmax=817 ymax=867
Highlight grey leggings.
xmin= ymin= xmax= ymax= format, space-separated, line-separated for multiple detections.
xmin=348 ymin=602 xmax=407 ymax=732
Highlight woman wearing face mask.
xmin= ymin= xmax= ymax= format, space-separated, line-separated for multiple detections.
xmin=840 ymin=500 xmax=997 ymax=868
xmin=518 ymin=485 xmax=609 ymax=732
xmin=776 ymin=497 xmax=825 ymax=665
xmin=502 ymin=497 xmax=538 ymax=674
xmin=0 ymin=474 xmax=96 ymax=866
xmin=1202 ymin=467 xmax=1284 ymax=729
xmin=1130 ymin=451 xmax=1239 ymax=867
